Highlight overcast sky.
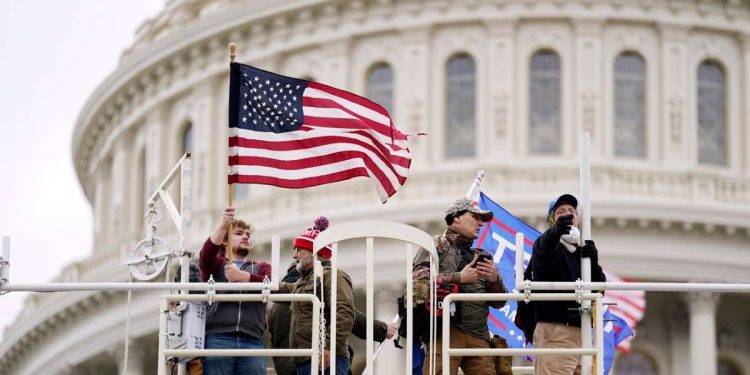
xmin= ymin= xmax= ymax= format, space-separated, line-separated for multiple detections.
xmin=0 ymin=0 xmax=166 ymax=335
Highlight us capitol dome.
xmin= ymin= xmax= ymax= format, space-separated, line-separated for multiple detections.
xmin=2 ymin=0 xmax=750 ymax=374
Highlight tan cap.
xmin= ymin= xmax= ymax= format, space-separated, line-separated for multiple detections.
xmin=445 ymin=197 xmax=493 ymax=222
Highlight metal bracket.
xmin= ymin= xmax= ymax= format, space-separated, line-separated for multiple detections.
xmin=207 ymin=276 xmax=216 ymax=306
xmin=523 ymin=279 xmax=531 ymax=303
xmin=1 ymin=237 xmax=10 ymax=286
xmin=262 ymin=276 xmax=271 ymax=303
xmin=575 ymin=278 xmax=584 ymax=305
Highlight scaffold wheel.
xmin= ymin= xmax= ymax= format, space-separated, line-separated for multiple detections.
xmin=126 ymin=236 xmax=172 ymax=281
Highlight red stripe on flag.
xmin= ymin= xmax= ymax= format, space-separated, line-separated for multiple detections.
xmin=229 ymin=168 xmax=376 ymax=190
xmin=608 ymin=307 xmax=640 ymax=326
xmin=477 ymin=224 xmax=491 ymax=247
xmin=228 ymin=152 xmax=399 ymax=193
xmin=606 ymin=293 xmax=646 ymax=310
xmin=307 ymin=81 xmax=391 ymax=118
xmin=302 ymin=96 xmax=404 ymax=141
xmin=487 ymin=312 xmax=507 ymax=331
xmin=490 ymin=217 xmax=535 ymax=247
xmin=229 ymin=134 xmax=411 ymax=171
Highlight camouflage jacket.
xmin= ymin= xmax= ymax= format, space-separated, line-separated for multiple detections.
xmin=412 ymin=229 xmax=507 ymax=339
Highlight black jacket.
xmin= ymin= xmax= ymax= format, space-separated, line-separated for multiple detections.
xmin=530 ymin=228 xmax=606 ymax=326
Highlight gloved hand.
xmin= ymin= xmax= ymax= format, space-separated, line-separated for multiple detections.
xmin=553 ymin=214 xmax=574 ymax=236
xmin=580 ymin=240 xmax=598 ymax=264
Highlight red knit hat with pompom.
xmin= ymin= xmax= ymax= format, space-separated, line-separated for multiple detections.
xmin=294 ymin=216 xmax=332 ymax=258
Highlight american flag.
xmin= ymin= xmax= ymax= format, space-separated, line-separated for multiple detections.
xmin=602 ymin=272 xmax=645 ymax=351
xmin=228 ymin=63 xmax=411 ymax=203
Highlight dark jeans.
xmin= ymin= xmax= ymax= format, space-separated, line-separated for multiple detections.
xmin=203 ymin=333 xmax=266 ymax=375
xmin=295 ymin=355 xmax=350 ymax=375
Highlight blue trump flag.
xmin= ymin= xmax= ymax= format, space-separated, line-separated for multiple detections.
xmin=603 ymin=308 xmax=634 ymax=372
xmin=473 ymin=192 xmax=634 ymax=373
xmin=472 ymin=192 xmax=538 ymax=352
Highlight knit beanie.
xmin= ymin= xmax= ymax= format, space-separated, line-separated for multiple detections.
xmin=293 ymin=216 xmax=332 ymax=258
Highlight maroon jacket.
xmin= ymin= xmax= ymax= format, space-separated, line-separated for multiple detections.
xmin=198 ymin=239 xmax=272 ymax=340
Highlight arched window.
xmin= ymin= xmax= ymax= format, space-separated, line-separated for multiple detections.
xmin=445 ymin=54 xmax=476 ymax=159
xmin=697 ymin=60 xmax=726 ymax=166
xmin=367 ymin=62 xmax=394 ymax=115
xmin=614 ymin=350 xmax=658 ymax=375
xmin=614 ymin=52 xmax=646 ymax=158
xmin=182 ymin=122 xmax=193 ymax=154
xmin=718 ymin=358 xmax=743 ymax=375
xmin=529 ymin=50 xmax=561 ymax=155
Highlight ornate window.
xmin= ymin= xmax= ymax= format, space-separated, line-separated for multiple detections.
xmin=367 ymin=62 xmax=394 ymax=115
xmin=697 ymin=60 xmax=726 ymax=166
xmin=445 ymin=53 xmax=476 ymax=159
xmin=614 ymin=52 xmax=646 ymax=158
xmin=529 ymin=50 xmax=561 ymax=154
xmin=614 ymin=351 xmax=658 ymax=375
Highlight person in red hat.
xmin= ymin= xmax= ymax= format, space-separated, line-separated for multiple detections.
xmin=278 ymin=217 xmax=356 ymax=375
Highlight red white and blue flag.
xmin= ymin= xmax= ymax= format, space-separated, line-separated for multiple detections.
xmin=228 ymin=63 xmax=411 ymax=203
xmin=474 ymin=192 xmax=644 ymax=373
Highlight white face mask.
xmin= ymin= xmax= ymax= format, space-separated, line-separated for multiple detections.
xmin=560 ymin=226 xmax=580 ymax=253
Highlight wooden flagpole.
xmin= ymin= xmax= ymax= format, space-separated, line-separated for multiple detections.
xmin=226 ymin=42 xmax=237 ymax=263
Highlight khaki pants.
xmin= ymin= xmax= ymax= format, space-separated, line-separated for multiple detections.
xmin=422 ymin=327 xmax=495 ymax=375
xmin=533 ymin=322 xmax=582 ymax=375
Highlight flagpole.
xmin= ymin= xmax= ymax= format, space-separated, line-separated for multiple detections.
xmin=580 ymin=130 xmax=594 ymax=375
xmin=225 ymin=42 xmax=237 ymax=263
xmin=465 ymin=170 xmax=485 ymax=199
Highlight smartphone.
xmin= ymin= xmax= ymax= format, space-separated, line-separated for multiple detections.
xmin=476 ymin=253 xmax=493 ymax=264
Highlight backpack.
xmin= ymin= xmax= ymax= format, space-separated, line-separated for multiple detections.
xmin=514 ymin=257 xmax=537 ymax=343
xmin=394 ymin=246 xmax=478 ymax=348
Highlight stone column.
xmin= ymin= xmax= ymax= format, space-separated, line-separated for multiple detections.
xmin=742 ymin=34 xmax=750 ymax=176
xmin=399 ymin=25 xmax=431 ymax=164
xmin=667 ymin=300 xmax=690 ymax=375
xmin=658 ymin=23 xmax=690 ymax=167
xmin=687 ymin=291 xmax=720 ymax=375
xmin=573 ymin=19 xmax=604 ymax=158
xmin=484 ymin=20 xmax=516 ymax=161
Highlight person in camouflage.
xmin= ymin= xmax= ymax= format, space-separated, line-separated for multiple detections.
xmin=412 ymin=197 xmax=507 ymax=375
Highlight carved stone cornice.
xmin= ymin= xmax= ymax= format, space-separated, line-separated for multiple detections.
xmin=0 ymin=290 xmax=120 ymax=374
xmin=685 ymin=290 xmax=721 ymax=315
xmin=73 ymin=0 xmax=750 ymax=203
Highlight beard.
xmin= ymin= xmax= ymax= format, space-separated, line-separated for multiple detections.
xmin=296 ymin=256 xmax=312 ymax=272
xmin=234 ymin=244 xmax=250 ymax=258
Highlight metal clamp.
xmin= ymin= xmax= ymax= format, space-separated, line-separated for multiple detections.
xmin=207 ymin=276 xmax=216 ymax=306
xmin=523 ymin=279 xmax=532 ymax=303
xmin=575 ymin=278 xmax=584 ymax=304
xmin=262 ymin=276 xmax=271 ymax=303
